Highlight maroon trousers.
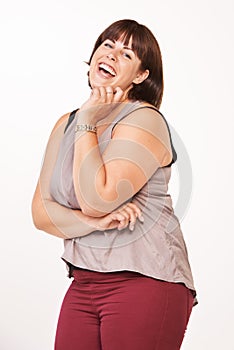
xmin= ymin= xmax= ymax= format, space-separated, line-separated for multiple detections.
xmin=54 ymin=269 xmax=193 ymax=350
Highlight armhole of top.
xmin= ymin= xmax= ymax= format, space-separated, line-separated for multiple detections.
xmin=111 ymin=105 xmax=177 ymax=167
xmin=146 ymin=106 xmax=177 ymax=167
xmin=64 ymin=108 xmax=79 ymax=134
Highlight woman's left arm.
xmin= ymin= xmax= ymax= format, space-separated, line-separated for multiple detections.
xmin=73 ymin=105 xmax=172 ymax=217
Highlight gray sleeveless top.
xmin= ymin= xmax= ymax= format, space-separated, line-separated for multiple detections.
xmin=50 ymin=101 xmax=197 ymax=304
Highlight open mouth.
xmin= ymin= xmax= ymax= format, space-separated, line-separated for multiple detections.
xmin=98 ymin=63 xmax=116 ymax=77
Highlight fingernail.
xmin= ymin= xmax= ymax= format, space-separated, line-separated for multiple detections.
xmin=139 ymin=216 xmax=144 ymax=223
xmin=129 ymin=224 xmax=134 ymax=231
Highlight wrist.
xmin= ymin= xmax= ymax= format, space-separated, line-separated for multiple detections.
xmin=75 ymin=124 xmax=97 ymax=133
xmin=76 ymin=109 xmax=96 ymax=126
xmin=86 ymin=215 xmax=102 ymax=231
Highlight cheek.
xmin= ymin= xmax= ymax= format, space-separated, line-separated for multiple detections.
xmin=88 ymin=61 xmax=97 ymax=79
xmin=89 ymin=64 xmax=94 ymax=75
xmin=122 ymin=70 xmax=138 ymax=85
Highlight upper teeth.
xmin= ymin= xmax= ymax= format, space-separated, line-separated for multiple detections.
xmin=99 ymin=63 xmax=116 ymax=76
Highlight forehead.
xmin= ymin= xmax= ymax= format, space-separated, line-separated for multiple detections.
xmin=104 ymin=31 xmax=131 ymax=43
xmin=106 ymin=35 xmax=133 ymax=47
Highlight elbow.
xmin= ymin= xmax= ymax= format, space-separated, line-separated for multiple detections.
xmin=31 ymin=206 xmax=43 ymax=231
xmin=31 ymin=200 xmax=47 ymax=231
xmin=32 ymin=213 xmax=43 ymax=231
xmin=31 ymin=194 xmax=67 ymax=239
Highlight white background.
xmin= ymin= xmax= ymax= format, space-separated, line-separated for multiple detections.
xmin=1 ymin=0 xmax=234 ymax=349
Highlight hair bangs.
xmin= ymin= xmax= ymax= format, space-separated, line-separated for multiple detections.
xmin=99 ymin=21 xmax=145 ymax=59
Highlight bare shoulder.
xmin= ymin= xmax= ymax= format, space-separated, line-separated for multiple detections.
xmin=50 ymin=112 xmax=71 ymax=134
xmin=113 ymin=102 xmax=169 ymax=138
xmin=111 ymin=103 xmax=173 ymax=165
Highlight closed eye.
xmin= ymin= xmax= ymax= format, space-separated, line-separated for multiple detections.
xmin=104 ymin=41 xmax=113 ymax=49
xmin=123 ymin=52 xmax=131 ymax=59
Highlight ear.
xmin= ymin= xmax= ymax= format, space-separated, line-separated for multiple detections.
xmin=133 ymin=69 xmax=149 ymax=85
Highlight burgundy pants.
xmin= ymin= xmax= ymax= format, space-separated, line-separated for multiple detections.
xmin=54 ymin=269 xmax=193 ymax=350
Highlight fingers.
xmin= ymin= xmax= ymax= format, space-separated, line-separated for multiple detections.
xmin=105 ymin=87 xmax=115 ymax=103
xmin=90 ymin=87 xmax=101 ymax=102
xmin=79 ymin=85 xmax=125 ymax=121
xmin=91 ymin=86 xmax=124 ymax=104
xmin=110 ymin=212 xmax=129 ymax=231
xmin=126 ymin=203 xmax=144 ymax=223
xmin=98 ymin=202 xmax=144 ymax=232
xmin=121 ymin=205 xmax=137 ymax=231
xmin=112 ymin=202 xmax=144 ymax=231
xmin=113 ymin=86 xmax=125 ymax=102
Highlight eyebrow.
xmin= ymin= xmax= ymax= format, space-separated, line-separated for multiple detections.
xmin=108 ymin=39 xmax=134 ymax=52
xmin=123 ymin=46 xmax=134 ymax=51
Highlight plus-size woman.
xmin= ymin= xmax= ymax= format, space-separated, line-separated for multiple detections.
xmin=32 ymin=19 xmax=197 ymax=350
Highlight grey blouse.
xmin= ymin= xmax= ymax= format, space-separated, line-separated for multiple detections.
xmin=50 ymin=101 xmax=197 ymax=305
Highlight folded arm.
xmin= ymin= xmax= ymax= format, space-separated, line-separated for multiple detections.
xmin=31 ymin=113 xmax=96 ymax=239
xmin=73 ymin=106 xmax=173 ymax=217
xmin=31 ymin=113 xmax=143 ymax=239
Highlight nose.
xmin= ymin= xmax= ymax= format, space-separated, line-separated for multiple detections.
xmin=107 ymin=52 xmax=116 ymax=62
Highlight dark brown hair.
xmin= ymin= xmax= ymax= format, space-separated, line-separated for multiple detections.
xmin=88 ymin=19 xmax=164 ymax=109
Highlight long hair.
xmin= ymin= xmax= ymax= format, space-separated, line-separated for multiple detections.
xmin=87 ymin=19 xmax=164 ymax=109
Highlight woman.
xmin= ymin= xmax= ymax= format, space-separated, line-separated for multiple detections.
xmin=32 ymin=19 xmax=197 ymax=350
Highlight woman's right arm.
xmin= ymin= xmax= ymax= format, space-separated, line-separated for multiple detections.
xmin=31 ymin=113 xmax=97 ymax=239
xmin=31 ymin=113 xmax=142 ymax=239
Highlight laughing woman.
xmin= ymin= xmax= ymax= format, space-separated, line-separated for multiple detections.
xmin=32 ymin=19 xmax=197 ymax=350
